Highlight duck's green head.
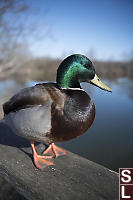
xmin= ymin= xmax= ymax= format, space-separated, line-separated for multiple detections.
xmin=56 ymin=54 xmax=112 ymax=92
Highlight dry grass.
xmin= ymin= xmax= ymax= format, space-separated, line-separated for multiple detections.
xmin=94 ymin=60 xmax=133 ymax=80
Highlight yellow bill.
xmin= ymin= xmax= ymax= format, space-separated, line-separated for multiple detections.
xmin=89 ymin=74 xmax=112 ymax=92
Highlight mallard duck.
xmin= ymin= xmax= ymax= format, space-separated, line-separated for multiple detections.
xmin=2 ymin=54 xmax=112 ymax=170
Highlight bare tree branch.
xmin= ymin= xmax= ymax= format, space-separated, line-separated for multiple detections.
xmin=0 ymin=0 xmax=49 ymax=75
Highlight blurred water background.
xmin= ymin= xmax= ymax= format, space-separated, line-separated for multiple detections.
xmin=0 ymin=0 xmax=133 ymax=199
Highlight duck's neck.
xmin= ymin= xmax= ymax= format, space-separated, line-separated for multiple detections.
xmin=57 ymin=76 xmax=81 ymax=89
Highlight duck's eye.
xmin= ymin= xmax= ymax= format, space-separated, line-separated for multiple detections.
xmin=84 ymin=64 xmax=89 ymax=68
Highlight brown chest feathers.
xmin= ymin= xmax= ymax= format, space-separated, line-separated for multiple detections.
xmin=49 ymin=89 xmax=95 ymax=142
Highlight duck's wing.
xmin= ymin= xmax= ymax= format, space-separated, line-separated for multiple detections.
xmin=3 ymin=84 xmax=51 ymax=115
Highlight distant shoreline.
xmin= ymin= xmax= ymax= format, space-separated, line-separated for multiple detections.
xmin=0 ymin=58 xmax=133 ymax=82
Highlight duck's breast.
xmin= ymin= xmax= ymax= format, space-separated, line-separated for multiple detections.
xmin=50 ymin=89 xmax=95 ymax=142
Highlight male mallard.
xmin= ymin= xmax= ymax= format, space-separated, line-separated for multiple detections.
xmin=2 ymin=54 xmax=112 ymax=170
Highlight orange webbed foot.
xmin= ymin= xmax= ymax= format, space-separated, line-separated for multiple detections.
xmin=30 ymin=140 xmax=54 ymax=170
xmin=33 ymin=154 xmax=54 ymax=170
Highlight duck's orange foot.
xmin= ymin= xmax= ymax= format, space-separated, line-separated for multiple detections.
xmin=33 ymin=154 xmax=54 ymax=170
xmin=30 ymin=140 xmax=54 ymax=170
xmin=43 ymin=143 xmax=67 ymax=157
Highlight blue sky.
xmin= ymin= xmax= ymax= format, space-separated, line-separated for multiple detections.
xmin=28 ymin=0 xmax=133 ymax=61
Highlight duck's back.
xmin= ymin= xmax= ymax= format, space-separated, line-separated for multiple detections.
xmin=3 ymin=83 xmax=53 ymax=115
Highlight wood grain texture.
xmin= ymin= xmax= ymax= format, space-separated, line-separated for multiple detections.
xmin=0 ymin=122 xmax=118 ymax=200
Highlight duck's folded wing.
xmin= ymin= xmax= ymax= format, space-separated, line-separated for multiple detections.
xmin=3 ymin=85 xmax=50 ymax=115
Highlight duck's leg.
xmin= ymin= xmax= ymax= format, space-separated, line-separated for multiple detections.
xmin=43 ymin=143 xmax=66 ymax=157
xmin=30 ymin=140 xmax=54 ymax=170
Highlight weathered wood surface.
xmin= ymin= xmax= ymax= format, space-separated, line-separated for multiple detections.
xmin=0 ymin=122 xmax=118 ymax=200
